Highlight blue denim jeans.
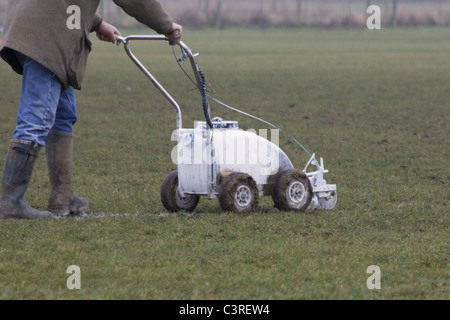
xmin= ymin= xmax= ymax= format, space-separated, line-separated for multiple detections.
xmin=13 ymin=52 xmax=78 ymax=146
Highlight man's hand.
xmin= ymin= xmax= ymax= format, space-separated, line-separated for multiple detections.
xmin=165 ymin=23 xmax=183 ymax=43
xmin=95 ymin=21 xmax=121 ymax=44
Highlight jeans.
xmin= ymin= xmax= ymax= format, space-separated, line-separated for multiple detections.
xmin=13 ymin=52 xmax=78 ymax=146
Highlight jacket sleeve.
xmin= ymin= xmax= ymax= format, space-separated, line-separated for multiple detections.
xmin=113 ymin=0 xmax=173 ymax=34
xmin=91 ymin=13 xmax=103 ymax=32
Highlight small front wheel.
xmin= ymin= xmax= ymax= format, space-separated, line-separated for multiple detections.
xmin=272 ymin=169 xmax=312 ymax=212
xmin=161 ymin=170 xmax=200 ymax=212
xmin=218 ymin=172 xmax=258 ymax=213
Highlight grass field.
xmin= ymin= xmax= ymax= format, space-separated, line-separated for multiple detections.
xmin=0 ymin=27 xmax=448 ymax=300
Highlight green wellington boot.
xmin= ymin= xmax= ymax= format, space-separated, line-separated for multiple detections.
xmin=0 ymin=140 xmax=53 ymax=219
xmin=46 ymin=131 xmax=89 ymax=216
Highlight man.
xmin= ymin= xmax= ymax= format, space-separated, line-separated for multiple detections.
xmin=0 ymin=0 xmax=182 ymax=219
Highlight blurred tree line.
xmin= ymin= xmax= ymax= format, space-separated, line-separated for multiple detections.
xmin=0 ymin=0 xmax=449 ymax=30
xmin=97 ymin=0 xmax=450 ymax=29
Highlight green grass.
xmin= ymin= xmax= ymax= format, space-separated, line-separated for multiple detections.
xmin=0 ymin=28 xmax=448 ymax=300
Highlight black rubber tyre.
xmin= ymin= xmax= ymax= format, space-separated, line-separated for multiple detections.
xmin=272 ymin=169 xmax=313 ymax=212
xmin=161 ymin=170 xmax=200 ymax=212
xmin=218 ymin=172 xmax=258 ymax=214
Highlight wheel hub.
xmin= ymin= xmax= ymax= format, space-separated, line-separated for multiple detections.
xmin=176 ymin=189 xmax=194 ymax=205
xmin=288 ymin=181 xmax=306 ymax=204
xmin=235 ymin=185 xmax=252 ymax=207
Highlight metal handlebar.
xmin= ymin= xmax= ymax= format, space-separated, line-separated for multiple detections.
xmin=116 ymin=35 xmax=205 ymax=130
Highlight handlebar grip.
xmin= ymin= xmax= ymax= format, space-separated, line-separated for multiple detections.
xmin=114 ymin=34 xmax=123 ymax=46
xmin=169 ymin=30 xmax=179 ymax=46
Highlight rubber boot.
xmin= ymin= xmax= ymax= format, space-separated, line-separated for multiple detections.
xmin=46 ymin=131 xmax=89 ymax=216
xmin=0 ymin=140 xmax=53 ymax=219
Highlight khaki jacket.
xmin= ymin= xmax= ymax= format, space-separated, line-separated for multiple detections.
xmin=0 ymin=0 xmax=172 ymax=90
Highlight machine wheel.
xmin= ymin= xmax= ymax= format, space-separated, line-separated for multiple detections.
xmin=218 ymin=172 xmax=258 ymax=213
xmin=161 ymin=170 xmax=200 ymax=212
xmin=272 ymin=169 xmax=313 ymax=212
